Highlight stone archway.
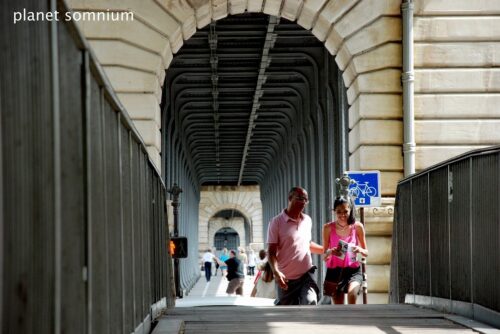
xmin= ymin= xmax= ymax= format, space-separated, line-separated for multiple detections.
xmin=198 ymin=185 xmax=262 ymax=252
xmin=211 ymin=222 xmax=243 ymax=250
xmin=67 ymin=0 xmax=404 ymax=191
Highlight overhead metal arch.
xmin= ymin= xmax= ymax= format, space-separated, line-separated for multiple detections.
xmin=164 ymin=14 xmax=339 ymax=186
xmin=162 ymin=15 xmax=350 ymax=291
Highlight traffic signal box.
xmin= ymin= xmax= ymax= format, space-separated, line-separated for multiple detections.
xmin=169 ymin=237 xmax=188 ymax=258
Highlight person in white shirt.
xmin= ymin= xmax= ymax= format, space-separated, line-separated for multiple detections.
xmin=202 ymin=249 xmax=214 ymax=282
xmin=247 ymin=250 xmax=257 ymax=276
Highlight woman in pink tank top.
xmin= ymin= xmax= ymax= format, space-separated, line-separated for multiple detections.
xmin=322 ymin=197 xmax=368 ymax=304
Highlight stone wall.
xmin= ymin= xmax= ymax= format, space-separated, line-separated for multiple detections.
xmin=357 ymin=198 xmax=394 ymax=303
xmin=413 ymin=1 xmax=500 ymax=168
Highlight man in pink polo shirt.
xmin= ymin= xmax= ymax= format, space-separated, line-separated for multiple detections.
xmin=267 ymin=187 xmax=324 ymax=305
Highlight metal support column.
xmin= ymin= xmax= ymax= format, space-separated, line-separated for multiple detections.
xmin=167 ymin=183 xmax=183 ymax=298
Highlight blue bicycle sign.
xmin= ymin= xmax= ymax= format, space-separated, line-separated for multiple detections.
xmin=346 ymin=171 xmax=381 ymax=207
xmin=350 ymin=180 xmax=377 ymax=198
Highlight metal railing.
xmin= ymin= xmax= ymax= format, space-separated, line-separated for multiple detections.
xmin=390 ymin=145 xmax=500 ymax=328
xmin=1 ymin=1 xmax=174 ymax=333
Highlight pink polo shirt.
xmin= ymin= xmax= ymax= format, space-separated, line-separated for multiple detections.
xmin=267 ymin=209 xmax=313 ymax=280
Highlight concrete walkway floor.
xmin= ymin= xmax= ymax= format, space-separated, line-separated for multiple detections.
xmin=176 ymin=271 xmax=275 ymax=307
xmin=153 ymin=272 xmax=499 ymax=334
xmin=157 ymin=303 xmax=500 ymax=334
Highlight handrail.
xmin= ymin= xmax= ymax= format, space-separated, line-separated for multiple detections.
xmin=391 ymin=145 xmax=500 ymax=328
xmin=398 ymin=145 xmax=500 ymax=184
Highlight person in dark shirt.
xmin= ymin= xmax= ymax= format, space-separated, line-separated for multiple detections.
xmin=215 ymin=249 xmax=245 ymax=295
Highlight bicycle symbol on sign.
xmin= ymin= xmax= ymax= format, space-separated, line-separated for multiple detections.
xmin=349 ymin=180 xmax=377 ymax=198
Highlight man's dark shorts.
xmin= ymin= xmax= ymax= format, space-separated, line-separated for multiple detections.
xmin=275 ymin=267 xmax=319 ymax=305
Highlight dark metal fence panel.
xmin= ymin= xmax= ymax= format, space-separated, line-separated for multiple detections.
xmin=428 ymin=167 xmax=450 ymax=299
xmin=120 ymin=127 xmax=134 ymax=333
xmin=392 ymin=183 xmax=414 ymax=303
xmin=1 ymin=1 xmax=55 ymax=332
xmin=151 ymin=173 xmax=160 ymax=303
xmin=157 ymin=176 xmax=164 ymax=302
xmin=88 ymin=80 xmax=109 ymax=333
xmin=144 ymin=162 xmax=153 ymax=313
xmin=471 ymin=153 xmax=500 ymax=312
xmin=131 ymin=143 xmax=144 ymax=326
xmin=1 ymin=1 xmax=174 ymax=333
xmin=139 ymin=153 xmax=150 ymax=319
xmin=449 ymin=159 xmax=472 ymax=302
xmin=58 ymin=18 xmax=87 ymax=333
xmin=411 ymin=175 xmax=431 ymax=297
xmin=157 ymin=180 xmax=167 ymax=301
xmin=160 ymin=182 xmax=168 ymax=301
xmin=104 ymin=103 xmax=124 ymax=332
xmin=392 ymin=146 xmax=500 ymax=326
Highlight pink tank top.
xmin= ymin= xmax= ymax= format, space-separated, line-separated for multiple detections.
xmin=325 ymin=222 xmax=360 ymax=269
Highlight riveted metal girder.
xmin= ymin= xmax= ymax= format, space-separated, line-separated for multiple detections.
xmin=164 ymin=13 xmax=328 ymax=186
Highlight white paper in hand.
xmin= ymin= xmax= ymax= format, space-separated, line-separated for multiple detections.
xmin=336 ymin=240 xmax=348 ymax=260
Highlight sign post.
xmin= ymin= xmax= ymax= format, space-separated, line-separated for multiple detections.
xmin=337 ymin=171 xmax=381 ymax=304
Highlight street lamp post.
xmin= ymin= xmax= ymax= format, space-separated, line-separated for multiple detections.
xmin=167 ymin=183 xmax=183 ymax=297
